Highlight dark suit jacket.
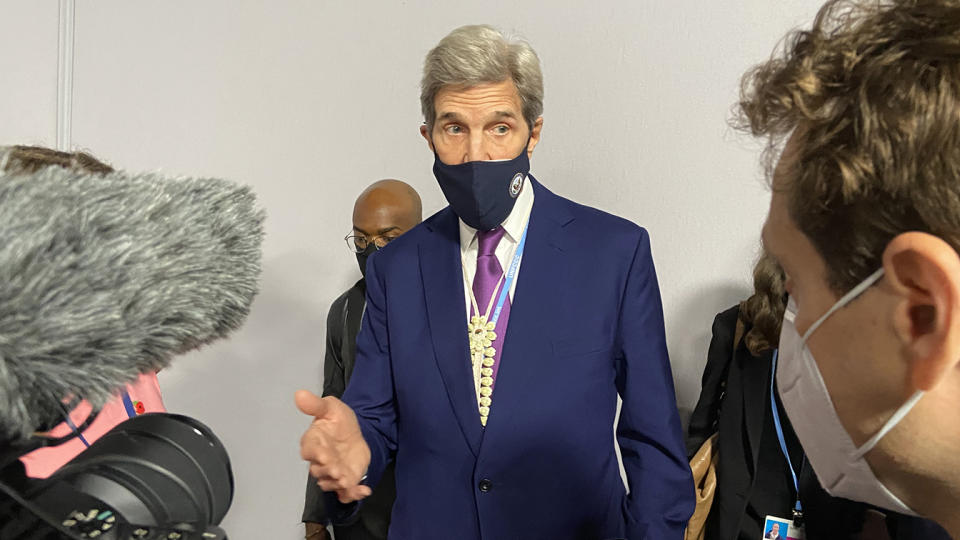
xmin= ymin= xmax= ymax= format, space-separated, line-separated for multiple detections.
xmin=337 ymin=178 xmax=694 ymax=539
xmin=687 ymin=306 xmax=951 ymax=540
xmin=303 ymin=279 xmax=396 ymax=538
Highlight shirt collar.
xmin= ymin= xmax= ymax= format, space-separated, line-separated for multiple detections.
xmin=458 ymin=174 xmax=535 ymax=249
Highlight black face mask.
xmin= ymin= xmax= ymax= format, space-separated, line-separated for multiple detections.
xmin=356 ymin=244 xmax=377 ymax=279
xmin=432 ymin=144 xmax=530 ymax=231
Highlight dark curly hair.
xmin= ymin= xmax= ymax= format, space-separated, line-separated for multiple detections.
xmin=737 ymin=0 xmax=960 ymax=294
xmin=739 ymin=251 xmax=787 ymax=356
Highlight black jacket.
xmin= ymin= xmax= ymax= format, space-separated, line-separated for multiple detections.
xmin=302 ymin=280 xmax=396 ymax=538
xmin=687 ymin=306 xmax=949 ymax=540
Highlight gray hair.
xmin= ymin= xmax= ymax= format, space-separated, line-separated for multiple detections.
xmin=421 ymin=25 xmax=544 ymax=129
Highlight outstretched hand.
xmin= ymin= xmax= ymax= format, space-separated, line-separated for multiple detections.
xmin=296 ymin=390 xmax=372 ymax=503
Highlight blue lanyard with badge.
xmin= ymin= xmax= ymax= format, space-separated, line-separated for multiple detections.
xmin=63 ymin=391 xmax=139 ymax=448
xmin=465 ymin=222 xmax=528 ymax=329
xmin=491 ymin=224 xmax=528 ymax=325
xmin=762 ymin=349 xmax=806 ymax=540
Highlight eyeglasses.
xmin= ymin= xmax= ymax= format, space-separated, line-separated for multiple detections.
xmin=344 ymin=233 xmax=397 ymax=254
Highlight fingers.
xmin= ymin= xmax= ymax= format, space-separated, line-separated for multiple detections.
xmin=317 ymin=477 xmax=346 ymax=492
xmin=300 ymin=424 xmax=329 ymax=462
xmin=310 ymin=457 xmax=369 ymax=494
xmin=335 ymin=484 xmax=373 ymax=503
xmin=311 ymin=464 xmax=360 ymax=491
xmin=315 ymin=472 xmax=364 ymax=493
xmin=294 ymin=389 xmax=329 ymax=418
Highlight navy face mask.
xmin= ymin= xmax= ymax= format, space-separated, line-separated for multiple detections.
xmin=356 ymin=244 xmax=377 ymax=279
xmin=432 ymin=144 xmax=530 ymax=231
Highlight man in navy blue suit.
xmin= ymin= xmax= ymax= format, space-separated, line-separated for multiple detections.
xmin=296 ymin=24 xmax=694 ymax=539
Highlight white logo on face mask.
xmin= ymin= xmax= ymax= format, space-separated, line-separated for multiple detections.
xmin=509 ymin=173 xmax=524 ymax=198
xmin=776 ymin=268 xmax=923 ymax=516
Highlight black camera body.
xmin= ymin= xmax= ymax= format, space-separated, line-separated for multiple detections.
xmin=0 ymin=485 xmax=228 ymax=540
xmin=0 ymin=414 xmax=233 ymax=540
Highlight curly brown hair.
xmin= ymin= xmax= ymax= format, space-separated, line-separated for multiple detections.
xmin=740 ymin=250 xmax=787 ymax=356
xmin=3 ymin=145 xmax=114 ymax=175
xmin=737 ymin=0 xmax=960 ymax=294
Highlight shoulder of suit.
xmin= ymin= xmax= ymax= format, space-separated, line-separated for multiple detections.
xmin=330 ymin=279 xmax=364 ymax=310
xmin=548 ymin=189 xmax=645 ymax=239
xmin=346 ymin=280 xmax=365 ymax=302
xmin=363 ymin=213 xmax=441 ymax=269
xmin=327 ymin=287 xmax=353 ymax=317
xmin=422 ymin=205 xmax=451 ymax=226
xmin=715 ymin=304 xmax=741 ymax=328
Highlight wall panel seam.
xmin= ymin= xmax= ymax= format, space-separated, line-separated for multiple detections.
xmin=56 ymin=0 xmax=75 ymax=151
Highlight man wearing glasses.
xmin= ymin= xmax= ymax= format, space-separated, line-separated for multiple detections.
xmin=303 ymin=179 xmax=422 ymax=540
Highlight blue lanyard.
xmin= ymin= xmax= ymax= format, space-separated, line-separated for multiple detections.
xmin=63 ymin=414 xmax=92 ymax=448
xmin=770 ymin=349 xmax=803 ymax=514
xmin=489 ymin=223 xmax=529 ymax=326
xmin=64 ymin=391 xmax=137 ymax=448
xmin=121 ymin=391 xmax=137 ymax=419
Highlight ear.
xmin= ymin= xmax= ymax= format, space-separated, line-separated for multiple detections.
xmin=883 ymin=232 xmax=960 ymax=392
xmin=526 ymin=117 xmax=544 ymax=158
xmin=419 ymin=124 xmax=434 ymax=153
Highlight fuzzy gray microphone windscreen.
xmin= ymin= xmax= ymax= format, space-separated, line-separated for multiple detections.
xmin=0 ymin=148 xmax=265 ymax=442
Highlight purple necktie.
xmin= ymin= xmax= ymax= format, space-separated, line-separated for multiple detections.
xmin=472 ymin=226 xmax=511 ymax=388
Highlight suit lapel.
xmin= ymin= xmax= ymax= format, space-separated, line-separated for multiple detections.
xmin=420 ymin=208 xmax=483 ymax=457
xmin=342 ymin=281 xmax=365 ymax=383
xmin=480 ymin=178 xmax=573 ymax=442
xmin=742 ymin=348 xmax=772 ymax=473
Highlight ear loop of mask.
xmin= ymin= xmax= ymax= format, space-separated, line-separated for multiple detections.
xmin=797 ymin=267 xmax=925 ymax=459
xmin=800 ymin=268 xmax=885 ymax=342
xmin=852 ymin=390 xmax=924 ymax=460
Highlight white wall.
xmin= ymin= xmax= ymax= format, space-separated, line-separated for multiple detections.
xmin=0 ymin=1 xmax=59 ymax=145
xmin=1 ymin=1 xmax=823 ymax=537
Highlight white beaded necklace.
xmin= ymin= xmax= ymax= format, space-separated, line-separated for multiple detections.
xmin=462 ymin=261 xmax=506 ymax=426
xmin=460 ymin=223 xmax=528 ymax=427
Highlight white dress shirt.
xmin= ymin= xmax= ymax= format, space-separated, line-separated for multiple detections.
xmin=458 ymin=176 xmax=535 ymax=321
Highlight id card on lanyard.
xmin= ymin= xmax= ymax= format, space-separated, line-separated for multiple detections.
xmin=763 ymin=349 xmax=806 ymax=540
xmin=762 ymin=516 xmax=803 ymax=540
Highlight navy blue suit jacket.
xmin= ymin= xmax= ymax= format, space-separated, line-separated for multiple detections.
xmin=341 ymin=178 xmax=694 ymax=539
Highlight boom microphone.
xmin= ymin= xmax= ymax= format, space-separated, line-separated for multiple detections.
xmin=0 ymin=146 xmax=265 ymax=538
xmin=0 ymin=147 xmax=265 ymax=442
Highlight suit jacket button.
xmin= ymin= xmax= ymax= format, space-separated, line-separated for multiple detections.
xmin=478 ymin=479 xmax=493 ymax=493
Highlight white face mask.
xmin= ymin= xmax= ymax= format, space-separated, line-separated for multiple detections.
xmin=777 ymin=268 xmax=924 ymax=515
